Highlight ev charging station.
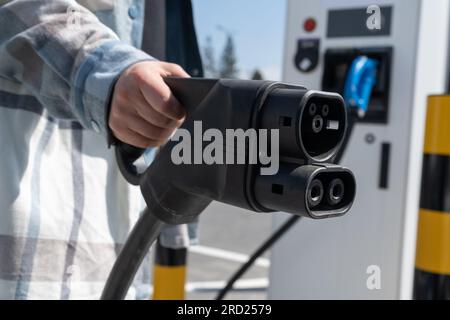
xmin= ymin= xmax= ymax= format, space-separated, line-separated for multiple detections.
xmin=269 ymin=0 xmax=450 ymax=299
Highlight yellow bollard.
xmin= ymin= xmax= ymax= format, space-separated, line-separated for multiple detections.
xmin=152 ymin=239 xmax=187 ymax=300
xmin=414 ymin=95 xmax=450 ymax=299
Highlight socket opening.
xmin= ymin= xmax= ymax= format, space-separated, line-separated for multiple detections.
xmin=299 ymin=93 xmax=346 ymax=162
xmin=308 ymin=179 xmax=324 ymax=208
xmin=327 ymin=178 xmax=345 ymax=205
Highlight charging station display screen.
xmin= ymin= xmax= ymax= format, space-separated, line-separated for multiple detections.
xmin=327 ymin=7 xmax=392 ymax=38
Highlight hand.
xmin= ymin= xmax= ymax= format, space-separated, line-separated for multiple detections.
xmin=109 ymin=61 xmax=189 ymax=148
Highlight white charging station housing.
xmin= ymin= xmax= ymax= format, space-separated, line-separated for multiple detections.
xmin=269 ymin=0 xmax=450 ymax=299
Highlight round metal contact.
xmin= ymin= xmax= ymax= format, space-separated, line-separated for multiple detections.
xmin=312 ymin=115 xmax=324 ymax=133
xmin=308 ymin=103 xmax=317 ymax=116
xmin=308 ymin=179 xmax=324 ymax=208
xmin=322 ymin=104 xmax=330 ymax=117
xmin=327 ymin=178 xmax=345 ymax=206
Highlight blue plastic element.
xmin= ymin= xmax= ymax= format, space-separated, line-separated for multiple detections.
xmin=343 ymin=56 xmax=378 ymax=117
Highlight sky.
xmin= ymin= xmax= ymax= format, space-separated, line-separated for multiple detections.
xmin=192 ymin=0 xmax=287 ymax=80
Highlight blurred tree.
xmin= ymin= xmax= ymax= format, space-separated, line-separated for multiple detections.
xmin=219 ymin=34 xmax=239 ymax=79
xmin=203 ymin=36 xmax=217 ymax=78
xmin=251 ymin=69 xmax=264 ymax=80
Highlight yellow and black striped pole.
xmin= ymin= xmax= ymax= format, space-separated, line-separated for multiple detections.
xmin=414 ymin=95 xmax=450 ymax=299
xmin=152 ymin=238 xmax=187 ymax=300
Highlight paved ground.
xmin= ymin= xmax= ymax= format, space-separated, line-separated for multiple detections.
xmin=184 ymin=201 xmax=276 ymax=300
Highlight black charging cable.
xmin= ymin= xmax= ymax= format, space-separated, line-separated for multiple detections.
xmin=101 ymin=208 xmax=165 ymax=300
xmin=215 ymin=113 xmax=357 ymax=300
xmin=216 ymin=215 xmax=300 ymax=300
xmin=102 ymin=143 xmax=166 ymax=300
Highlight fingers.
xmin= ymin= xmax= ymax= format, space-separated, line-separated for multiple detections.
xmin=139 ymin=79 xmax=186 ymax=121
xmin=135 ymin=94 xmax=182 ymax=129
xmin=125 ymin=113 xmax=175 ymax=142
xmin=138 ymin=62 xmax=189 ymax=121
xmin=160 ymin=62 xmax=190 ymax=77
xmin=109 ymin=61 xmax=190 ymax=149
xmin=110 ymin=104 xmax=175 ymax=148
xmin=113 ymin=125 xmax=164 ymax=149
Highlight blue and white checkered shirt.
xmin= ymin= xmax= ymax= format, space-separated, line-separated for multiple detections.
xmin=0 ymin=0 xmax=188 ymax=300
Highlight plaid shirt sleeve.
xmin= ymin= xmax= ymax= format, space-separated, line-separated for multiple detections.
xmin=0 ymin=0 xmax=154 ymax=137
xmin=0 ymin=1 xmax=198 ymax=300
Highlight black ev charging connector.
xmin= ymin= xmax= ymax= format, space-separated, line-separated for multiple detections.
xmin=137 ymin=78 xmax=354 ymax=223
xmin=101 ymin=78 xmax=356 ymax=300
